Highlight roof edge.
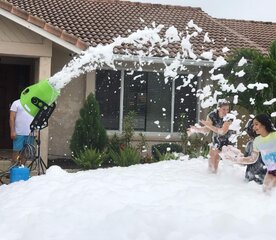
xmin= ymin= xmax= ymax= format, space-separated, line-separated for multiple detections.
xmin=113 ymin=0 xmax=203 ymax=10
xmin=0 ymin=1 xmax=89 ymax=53
xmin=215 ymin=17 xmax=276 ymax=25
xmin=199 ymin=11 xmax=268 ymax=54
xmin=113 ymin=54 xmax=214 ymax=67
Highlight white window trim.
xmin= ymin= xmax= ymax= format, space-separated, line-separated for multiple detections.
xmin=96 ymin=67 xmax=199 ymax=134
xmin=117 ymin=69 xmax=183 ymax=134
xmin=119 ymin=70 xmax=125 ymax=132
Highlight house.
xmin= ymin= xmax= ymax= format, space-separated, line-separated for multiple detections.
xmin=0 ymin=0 xmax=275 ymax=162
xmin=217 ymin=18 xmax=276 ymax=53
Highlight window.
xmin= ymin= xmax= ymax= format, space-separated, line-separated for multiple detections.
xmin=124 ymin=71 xmax=171 ymax=132
xmin=174 ymin=75 xmax=197 ymax=131
xmin=95 ymin=70 xmax=121 ymax=130
xmin=96 ymin=69 xmax=197 ymax=133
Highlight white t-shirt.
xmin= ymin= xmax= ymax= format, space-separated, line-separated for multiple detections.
xmin=10 ymin=99 xmax=34 ymax=135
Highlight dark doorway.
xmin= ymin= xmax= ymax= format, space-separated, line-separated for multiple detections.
xmin=0 ymin=61 xmax=34 ymax=149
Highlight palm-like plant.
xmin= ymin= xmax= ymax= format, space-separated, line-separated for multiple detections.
xmin=222 ymin=40 xmax=276 ymax=119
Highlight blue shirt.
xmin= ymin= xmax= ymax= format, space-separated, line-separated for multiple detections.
xmin=253 ymin=132 xmax=276 ymax=171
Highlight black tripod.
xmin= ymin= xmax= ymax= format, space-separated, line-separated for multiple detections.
xmin=27 ymin=97 xmax=56 ymax=175
xmin=28 ymin=129 xmax=47 ymax=175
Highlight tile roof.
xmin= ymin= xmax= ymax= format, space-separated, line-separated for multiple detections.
xmin=0 ymin=0 xmax=273 ymax=58
xmin=217 ymin=18 xmax=276 ymax=53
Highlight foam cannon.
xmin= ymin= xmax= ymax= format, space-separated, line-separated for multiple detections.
xmin=20 ymin=80 xmax=59 ymax=131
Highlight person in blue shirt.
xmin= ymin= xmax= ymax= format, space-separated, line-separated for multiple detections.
xmin=221 ymin=114 xmax=276 ymax=192
xmin=243 ymin=119 xmax=266 ymax=184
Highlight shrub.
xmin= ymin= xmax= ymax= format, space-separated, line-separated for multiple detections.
xmin=70 ymin=93 xmax=108 ymax=156
xmin=223 ymin=44 xmax=276 ymax=118
xmin=176 ymin=113 xmax=189 ymax=154
xmin=122 ymin=111 xmax=136 ymax=146
xmin=140 ymin=155 xmax=154 ymax=164
xmin=102 ymin=133 xmax=125 ymax=168
xmin=152 ymin=143 xmax=183 ymax=161
xmin=186 ymin=133 xmax=209 ymax=158
xmin=73 ymin=148 xmax=107 ymax=169
xmin=155 ymin=148 xmax=179 ymax=161
xmin=109 ymin=146 xmax=140 ymax=167
xmin=108 ymin=133 xmax=124 ymax=153
xmin=136 ymin=132 xmax=149 ymax=155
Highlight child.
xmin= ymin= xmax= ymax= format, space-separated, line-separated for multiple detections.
xmin=243 ymin=119 xmax=266 ymax=184
xmin=188 ymin=100 xmax=235 ymax=173
xmin=221 ymin=114 xmax=276 ymax=192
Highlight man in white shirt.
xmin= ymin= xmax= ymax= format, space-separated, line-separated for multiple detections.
xmin=9 ymin=99 xmax=34 ymax=164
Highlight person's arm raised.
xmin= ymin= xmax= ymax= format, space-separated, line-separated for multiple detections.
xmin=201 ymin=119 xmax=231 ymax=135
xmin=187 ymin=117 xmax=211 ymax=136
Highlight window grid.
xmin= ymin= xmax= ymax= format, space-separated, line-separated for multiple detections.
xmin=96 ymin=69 xmax=197 ymax=133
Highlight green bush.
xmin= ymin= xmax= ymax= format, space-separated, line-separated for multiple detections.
xmin=108 ymin=133 xmax=124 ymax=154
xmin=222 ymin=42 xmax=276 ymax=118
xmin=155 ymin=148 xmax=179 ymax=161
xmin=136 ymin=132 xmax=149 ymax=156
xmin=122 ymin=111 xmax=136 ymax=147
xmin=73 ymin=148 xmax=107 ymax=169
xmin=140 ymin=155 xmax=154 ymax=164
xmin=176 ymin=113 xmax=189 ymax=154
xmin=152 ymin=143 xmax=183 ymax=161
xmin=70 ymin=93 xmax=108 ymax=156
xmin=186 ymin=133 xmax=209 ymax=158
xmin=109 ymin=146 xmax=140 ymax=167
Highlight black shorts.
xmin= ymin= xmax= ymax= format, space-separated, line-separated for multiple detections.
xmin=212 ymin=140 xmax=234 ymax=151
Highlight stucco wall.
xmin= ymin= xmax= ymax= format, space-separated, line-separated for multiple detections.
xmin=0 ymin=16 xmax=52 ymax=162
xmin=0 ymin=16 xmax=51 ymax=57
xmin=48 ymin=45 xmax=86 ymax=159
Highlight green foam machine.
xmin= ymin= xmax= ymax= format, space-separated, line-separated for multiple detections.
xmin=20 ymin=80 xmax=59 ymax=130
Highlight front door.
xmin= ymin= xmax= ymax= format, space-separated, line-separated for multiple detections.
xmin=0 ymin=63 xmax=33 ymax=149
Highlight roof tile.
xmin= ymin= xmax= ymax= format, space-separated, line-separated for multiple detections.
xmin=1 ymin=0 xmax=275 ymax=57
xmin=44 ymin=23 xmax=63 ymax=37
xmin=11 ymin=6 xmax=28 ymax=20
xmin=28 ymin=15 xmax=46 ymax=28
xmin=0 ymin=0 xmax=13 ymax=11
xmin=61 ymin=31 xmax=79 ymax=45
xmin=76 ymin=39 xmax=89 ymax=49
xmin=217 ymin=18 xmax=276 ymax=53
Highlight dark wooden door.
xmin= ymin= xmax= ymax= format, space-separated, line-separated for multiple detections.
xmin=0 ymin=64 xmax=31 ymax=149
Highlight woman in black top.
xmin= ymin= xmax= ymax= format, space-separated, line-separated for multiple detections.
xmin=188 ymin=100 xmax=235 ymax=173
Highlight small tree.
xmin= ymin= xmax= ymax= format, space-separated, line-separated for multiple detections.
xmin=122 ymin=111 xmax=136 ymax=147
xmin=136 ymin=132 xmax=148 ymax=155
xmin=178 ymin=113 xmax=188 ymax=154
xmin=70 ymin=93 xmax=108 ymax=156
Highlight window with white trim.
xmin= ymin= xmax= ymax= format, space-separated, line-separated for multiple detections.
xmin=95 ymin=69 xmax=197 ymax=132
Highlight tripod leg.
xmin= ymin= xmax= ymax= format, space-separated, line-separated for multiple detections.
xmin=28 ymin=159 xmax=35 ymax=171
xmin=37 ymin=157 xmax=41 ymax=175
xmin=36 ymin=156 xmax=47 ymax=175
xmin=39 ymin=159 xmax=46 ymax=175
